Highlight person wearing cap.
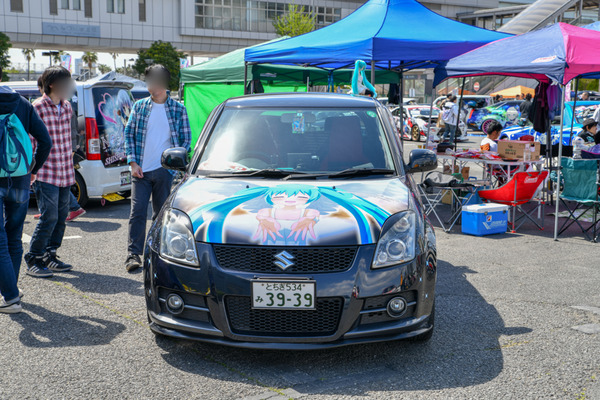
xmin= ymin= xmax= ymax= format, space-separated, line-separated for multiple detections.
xmin=578 ymin=118 xmax=598 ymax=144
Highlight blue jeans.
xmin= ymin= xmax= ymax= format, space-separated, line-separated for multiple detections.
xmin=0 ymin=177 xmax=30 ymax=302
xmin=443 ymin=124 xmax=457 ymax=143
xmin=69 ymin=191 xmax=80 ymax=212
xmin=28 ymin=181 xmax=70 ymax=257
xmin=128 ymin=168 xmax=173 ymax=255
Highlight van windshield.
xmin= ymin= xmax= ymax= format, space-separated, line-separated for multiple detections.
xmin=196 ymin=108 xmax=396 ymax=175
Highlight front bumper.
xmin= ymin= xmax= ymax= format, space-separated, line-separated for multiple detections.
xmin=144 ymin=243 xmax=436 ymax=349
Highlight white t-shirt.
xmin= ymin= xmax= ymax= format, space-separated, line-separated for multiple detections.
xmin=442 ymin=102 xmax=458 ymax=125
xmin=141 ymin=102 xmax=172 ymax=173
xmin=481 ymin=137 xmax=498 ymax=152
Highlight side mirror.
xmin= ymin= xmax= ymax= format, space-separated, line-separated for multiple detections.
xmin=407 ymin=149 xmax=437 ymax=174
xmin=161 ymin=147 xmax=189 ymax=172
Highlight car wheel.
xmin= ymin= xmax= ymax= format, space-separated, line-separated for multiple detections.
xmin=117 ymin=190 xmax=131 ymax=199
xmin=480 ymin=119 xmax=495 ymax=134
xmin=411 ymin=124 xmax=421 ymax=141
xmin=71 ymin=172 xmax=89 ymax=208
xmin=409 ymin=301 xmax=435 ymax=342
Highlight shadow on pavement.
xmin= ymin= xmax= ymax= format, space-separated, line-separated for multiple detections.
xmin=155 ymin=260 xmax=531 ymax=395
xmin=10 ymin=303 xmax=126 ymax=348
xmin=52 ymin=270 xmax=145 ymax=297
xmin=69 ymin=220 xmax=122 ymax=232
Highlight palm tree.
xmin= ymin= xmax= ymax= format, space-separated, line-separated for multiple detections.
xmin=81 ymin=51 xmax=98 ymax=78
xmin=53 ymin=50 xmax=65 ymax=64
xmin=110 ymin=53 xmax=119 ymax=71
xmin=22 ymin=48 xmax=35 ymax=80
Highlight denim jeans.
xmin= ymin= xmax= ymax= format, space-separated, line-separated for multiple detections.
xmin=128 ymin=168 xmax=173 ymax=255
xmin=69 ymin=191 xmax=80 ymax=212
xmin=28 ymin=181 xmax=70 ymax=257
xmin=443 ymin=124 xmax=457 ymax=144
xmin=0 ymin=177 xmax=30 ymax=302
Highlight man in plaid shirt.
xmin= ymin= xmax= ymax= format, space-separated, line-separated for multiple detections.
xmin=25 ymin=66 xmax=75 ymax=277
xmin=124 ymin=64 xmax=191 ymax=272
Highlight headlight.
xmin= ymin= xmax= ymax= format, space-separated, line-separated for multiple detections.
xmin=372 ymin=211 xmax=416 ymax=269
xmin=159 ymin=208 xmax=199 ymax=266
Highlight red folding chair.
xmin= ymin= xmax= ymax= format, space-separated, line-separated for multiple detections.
xmin=518 ymin=135 xmax=535 ymax=141
xmin=478 ymin=171 xmax=548 ymax=233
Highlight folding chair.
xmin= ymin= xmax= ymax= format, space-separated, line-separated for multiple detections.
xmin=556 ymin=158 xmax=600 ymax=242
xmin=478 ymin=171 xmax=548 ymax=233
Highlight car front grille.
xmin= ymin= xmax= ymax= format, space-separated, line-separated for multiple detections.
xmin=213 ymin=245 xmax=357 ymax=274
xmin=225 ymin=296 xmax=343 ymax=337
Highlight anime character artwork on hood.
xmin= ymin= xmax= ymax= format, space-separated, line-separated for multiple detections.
xmin=188 ymin=184 xmax=394 ymax=246
xmin=95 ymin=89 xmax=134 ymax=166
xmin=351 ymin=60 xmax=378 ymax=98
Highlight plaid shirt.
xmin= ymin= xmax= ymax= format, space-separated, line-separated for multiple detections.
xmin=32 ymin=94 xmax=75 ymax=188
xmin=124 ymin=96 xmax=191 ymax=168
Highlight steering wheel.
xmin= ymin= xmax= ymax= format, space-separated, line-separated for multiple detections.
xmin=236 ymin=151 xmax=273 ymax=164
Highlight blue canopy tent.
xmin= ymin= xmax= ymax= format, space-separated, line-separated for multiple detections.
xmin=433 ymin=22 xmax=600 ymax=240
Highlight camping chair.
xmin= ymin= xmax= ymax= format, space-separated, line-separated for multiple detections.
xmin=556 ymin=158 xmax=600 ymax=242
xmin=519 ymin=135 xmax=535 ymax=141
xmin=478 ymin=171 xmax=548 ymax=233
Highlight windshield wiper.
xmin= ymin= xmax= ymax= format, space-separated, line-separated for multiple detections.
xmin=326 ymin=168 xmax=395 ymax=179
xmin=206 ymin=169 xmax=308 ymax=178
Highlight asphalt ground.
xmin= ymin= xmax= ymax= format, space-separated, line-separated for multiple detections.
xmin=1 ymin=136 xmax=599 ymax=399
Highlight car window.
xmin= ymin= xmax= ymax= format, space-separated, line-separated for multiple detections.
xmin=196 ymin=108 xmax=396 ymax=174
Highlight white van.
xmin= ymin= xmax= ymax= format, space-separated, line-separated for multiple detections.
xmin=6 ymin=79 xmax=135 ymax=207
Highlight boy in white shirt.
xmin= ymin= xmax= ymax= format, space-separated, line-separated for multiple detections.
xmin=481 ymin=121 xmax=502 ymax=152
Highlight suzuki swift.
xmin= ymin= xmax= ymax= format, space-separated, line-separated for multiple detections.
xmin=144 ymin=93 xmax=438 ymax=349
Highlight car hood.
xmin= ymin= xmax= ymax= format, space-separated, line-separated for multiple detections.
xmin=171 ymin=177 xmax=411 ymax=246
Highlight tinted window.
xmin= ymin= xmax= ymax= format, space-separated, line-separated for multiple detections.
xmin=92 ymin=87 xmax=134 ymax=168
xmin=197 ymin=108 xmax=395 ymax=174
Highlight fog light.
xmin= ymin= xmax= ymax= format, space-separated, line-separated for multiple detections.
xmin=166 ymin=294 xmax=184 ymax=314
xmin=387 ymin=296 xmax=407 ymax=318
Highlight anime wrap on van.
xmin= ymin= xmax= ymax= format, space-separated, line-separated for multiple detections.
xmin=170 ymin=179 xmax=411 ymax=246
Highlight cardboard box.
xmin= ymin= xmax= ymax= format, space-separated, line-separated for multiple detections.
xmin=497 ymin=140 xmax=540 ymax=161
xmin=442 ymin=165 xmax=469 ymax=180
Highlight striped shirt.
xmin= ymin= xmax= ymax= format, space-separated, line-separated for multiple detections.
xmin=32 ymin=94 xmax=75 ymax=188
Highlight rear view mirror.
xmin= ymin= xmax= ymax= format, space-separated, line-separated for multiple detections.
xmin=407 ymin=149 xmax=437 ymax=174
xmin=161 ymin=147 xmax=189 ymax=172
xmin=281 ymin=113 xmax=316 ymax=124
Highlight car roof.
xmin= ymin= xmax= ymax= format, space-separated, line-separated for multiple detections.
xmin=224 ymin=92 xmax=380 ymax=108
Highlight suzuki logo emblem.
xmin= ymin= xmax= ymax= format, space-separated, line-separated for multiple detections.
xmin=274 ymin=251 xmax=295 ymax=270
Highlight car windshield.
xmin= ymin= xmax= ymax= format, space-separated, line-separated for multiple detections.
xmin=572 ymin=104 xmax=600 ymax=124
xmin=409 ymin=107 xmax=439 ymax=118
xmin=196 ymin=107 xmax=396 ymax=175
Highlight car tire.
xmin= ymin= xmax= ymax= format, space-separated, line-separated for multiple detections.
xmin=71 ymin=172 xmax=89 ymax=208
xmin=409 ymin=302 xmax=435 ymax=342
xmin=480 ymin=119 xmax=495 ymax=135
xmin=411 ymin=124 xmax=421 ymax=141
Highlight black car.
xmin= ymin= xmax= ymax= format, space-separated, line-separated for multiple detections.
xmin=144 ymin=93 xmax=438 ymax=349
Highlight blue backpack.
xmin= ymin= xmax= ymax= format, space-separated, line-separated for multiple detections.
xmin=0 ymin=111 xmax=33 ymax=178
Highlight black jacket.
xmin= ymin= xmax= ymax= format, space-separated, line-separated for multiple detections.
xmin=0 ymin=87 xmax=52 ymax=188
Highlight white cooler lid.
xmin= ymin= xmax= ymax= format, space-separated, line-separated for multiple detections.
xmin=462 ymin=203 xmax=509 ymax=213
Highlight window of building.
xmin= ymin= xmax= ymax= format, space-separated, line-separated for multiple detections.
xmin=107 ymin=0 xmax=114 ymax=13
xmin=84 ymin=0 xmax=92 ymax=17
xmin=117 ymin=0 xmax=125 ymax=13
xmin=73 ymin=0 xmax=81 ymax=10
xmin=50 ymin=0 xmax=58 ymax=14
xmin=139 ymin=0 xmax=146 ymax=21
xmin=315 ymin=7 xmax=341 ymax=28
xmin=10 ymin=0 xmax=24 ymax=12
xmin=61 ymin=0 xmax=69 ymax=9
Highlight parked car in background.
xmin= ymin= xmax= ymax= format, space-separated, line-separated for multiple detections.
xmin=434 ymin=95 xmax=492 ymax=110
xmin=501 ymin=101 xmax=600 ymax=145
xmin=468 ymin=100 xmax=524 ymax=133
xmin=6 ymin=79 xmax=135 ymax=207
xmin=145 ymin=92 xmax=438 ymax=349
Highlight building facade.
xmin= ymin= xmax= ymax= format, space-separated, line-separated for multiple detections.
xmin=2 ymin=0 xmax=516 ymax=57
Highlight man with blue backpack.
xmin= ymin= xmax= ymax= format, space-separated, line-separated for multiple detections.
xmin=0 ymin=67 xmax=52 ymax=314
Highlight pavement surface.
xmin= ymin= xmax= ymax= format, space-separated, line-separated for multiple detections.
xmin=1 ymin=137 xmax=599 ymax=399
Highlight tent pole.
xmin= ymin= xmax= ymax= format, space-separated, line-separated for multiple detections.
xmin=243 ymin=62 xmax=248 ymax=95
xmin=425 ymin=85 xmax=435 ymax=151
xmin=568 ymin=78 xmax=579 ymax=144
xmin=554 ymin=84 xmax=567 ymax=241
xmin=371 ymin=60 xmax=375 ymax=92
xmin=455 ymin=77 xmax=466 ymax=151
xmin=399 ymin=68 xmax=404 ymax=140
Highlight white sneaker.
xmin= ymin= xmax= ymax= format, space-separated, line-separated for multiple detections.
xmin=0 ymin=298 xmax=22 ymax=314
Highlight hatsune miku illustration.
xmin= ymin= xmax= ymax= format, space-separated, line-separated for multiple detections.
xmin=96 ymin=89 xmax=133 ymax=165
xmin=351 ymin=60 xmax=378 ymax=98
xmin=188 ymin=184 xmax=391 ymax=246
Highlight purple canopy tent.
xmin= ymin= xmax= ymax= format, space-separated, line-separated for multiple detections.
xmin=433 ymin=22 xmax=600 ymax=240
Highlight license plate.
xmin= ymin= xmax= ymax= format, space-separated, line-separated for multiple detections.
xmin=252 ymin=280 xmax=316 ymax=310
xmin=120 ymin=171 xmax=131 ymax=186
xmin=102 ymin=193 xmax=125 ymax=202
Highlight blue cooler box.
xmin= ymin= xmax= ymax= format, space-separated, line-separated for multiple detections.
xmin=461 ymin=203 xmax=509 ymax=236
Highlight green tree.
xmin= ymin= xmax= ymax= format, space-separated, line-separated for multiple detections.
xmin=81 ymin=51 xmax=98 ymax=77
xmin=0 ymin=32 xmax=12 ymax=81
xmin=53 ymin=50 xmax=66 ymax=64
xmin=98 ymin=63 xmax=111 ymax=74
xmin=134 ymin=40 xmax=186 ymax=91
xmin=22 ymin=48 xmax=35 ymax=80
xmin=272 ymin=4 xmax=315 ymax=37
xmin=110 ymin=52 xmax=119 ymax=71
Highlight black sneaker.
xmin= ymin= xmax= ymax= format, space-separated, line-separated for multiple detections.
xmin=25 ymin=254 xmax=54 ymax=278
xmin=44 ymin=251 xmax=73 ymax=273
xmin=125 ymin=254 xmax=142 ymax=272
